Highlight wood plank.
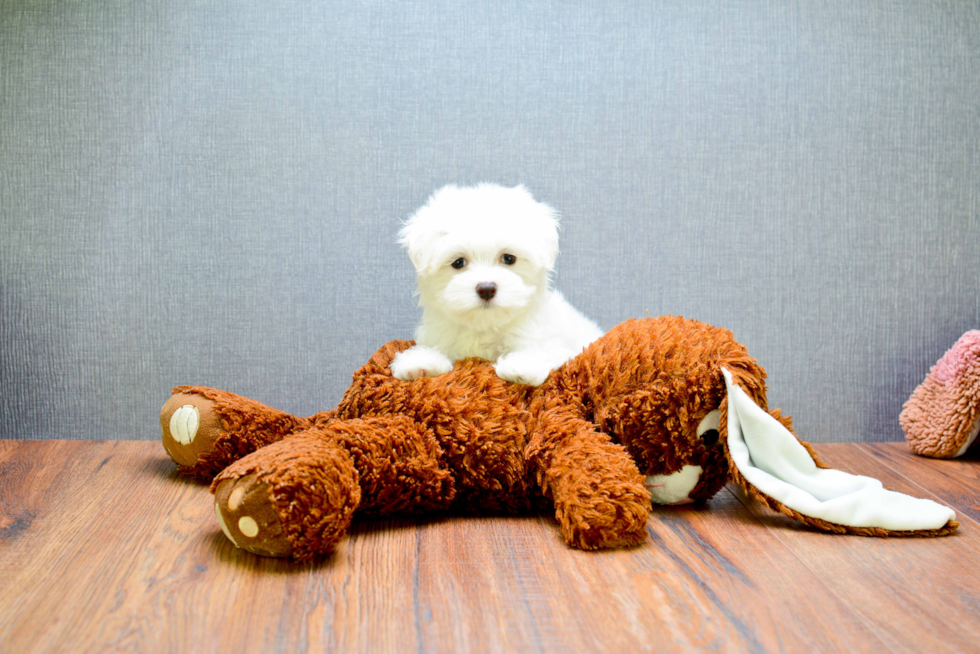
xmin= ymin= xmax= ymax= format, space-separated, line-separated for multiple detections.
xmin=731 ymin=442 xmax=980 ymax=654
xmin=1 ymin=440 xmax=215 ymax=651
xmin=359 ymin=494 xmax=885 ymax=652
xmin=624 ymin=492 xmax=889 ymax=651
xmin=1 ymin=440 xmax=976 ymax=653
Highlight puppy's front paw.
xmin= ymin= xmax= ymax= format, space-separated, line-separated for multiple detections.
xmin=390 ymin=346 xmax=454 ymax=381
xmin=494 ymin=351 xmax=553 ymax=387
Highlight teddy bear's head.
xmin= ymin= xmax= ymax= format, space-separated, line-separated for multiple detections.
xmin=561 ymin=316 xmax=766 ymax=505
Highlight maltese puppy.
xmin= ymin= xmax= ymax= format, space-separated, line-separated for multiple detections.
xmin=390 ymin=183 xmax=603 ymax=387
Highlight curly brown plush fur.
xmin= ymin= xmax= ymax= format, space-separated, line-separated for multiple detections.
xmin=161 ymin=316 xmax=955 ymax=562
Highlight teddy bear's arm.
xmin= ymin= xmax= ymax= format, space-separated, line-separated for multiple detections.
xmin=526 ymin=406 xmax=651 ymax=549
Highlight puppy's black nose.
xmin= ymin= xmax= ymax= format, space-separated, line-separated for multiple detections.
xmin=476 ymin=282 xmax=497 ymax=301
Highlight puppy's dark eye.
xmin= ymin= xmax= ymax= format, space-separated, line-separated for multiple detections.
xmin=701 ymin=429 xmax=720 ymax=447
xmin=501 ymin=254 xmax=517 ymax=265
xmin=451 ymin=258 xmax=467 ymax=269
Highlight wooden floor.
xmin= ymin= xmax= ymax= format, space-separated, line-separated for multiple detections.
xmin=1 ymin=440 xmax=978 ymax=653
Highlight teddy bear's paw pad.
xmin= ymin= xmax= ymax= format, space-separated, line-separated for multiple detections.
xmin=214 ymin=474 xmax=293 ymax=557
xmin=169 ymin=405 xmax=199 ymax=444
xmin=160 ymin=393 xmax=223 ymax=467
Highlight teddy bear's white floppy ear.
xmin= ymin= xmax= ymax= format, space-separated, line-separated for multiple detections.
xmin=720 ymin=368 xmax=956 ymax=534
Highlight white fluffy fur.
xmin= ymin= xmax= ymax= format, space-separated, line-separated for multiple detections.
xmin=390 ymin=183 xmax=603 ymax=386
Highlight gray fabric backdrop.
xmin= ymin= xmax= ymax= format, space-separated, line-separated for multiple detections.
xmin=2 ymin=1 xmax=978 ymax=442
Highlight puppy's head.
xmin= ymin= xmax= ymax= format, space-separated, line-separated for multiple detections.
xmin=400 ymin=183 xmax=559 ymax=327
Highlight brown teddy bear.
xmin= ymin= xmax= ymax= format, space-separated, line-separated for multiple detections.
xmin=161 ymin=316 xmax=958 ymax=561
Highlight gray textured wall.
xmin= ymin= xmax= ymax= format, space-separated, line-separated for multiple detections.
xmin=2 ymin=1 xmax=978 ymax=442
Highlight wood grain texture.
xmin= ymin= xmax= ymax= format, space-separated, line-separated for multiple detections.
xmin=1 ymin=440 xmax=978 ymax=653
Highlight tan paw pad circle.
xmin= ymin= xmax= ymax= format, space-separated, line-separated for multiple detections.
xmin=228 ymin=486 xmax=245 ymax=511
xmin=169 ymin=405 xmax=200 ymax=445
xmin=238 ymin=516 xmax=259 ymax=538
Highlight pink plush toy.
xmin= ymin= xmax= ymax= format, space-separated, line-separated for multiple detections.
xmin=902 ymin=330 xmax=980 ymax=458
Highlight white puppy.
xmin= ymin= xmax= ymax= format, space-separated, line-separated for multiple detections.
xmin=390 ymin=183 xmax=603 ymax=386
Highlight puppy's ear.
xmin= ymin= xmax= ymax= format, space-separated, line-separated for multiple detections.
xmin=523 ymin=191 xmax=560 ymax=271
xmin=399 ymin=186 xmax=457 ymax=276
xmin=398 ymin=218 xmax=441 ymax=276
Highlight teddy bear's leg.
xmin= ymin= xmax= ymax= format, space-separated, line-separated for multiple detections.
xmin=161 ymin=386 xmax=311 ymax=480
xmin=212 ymin=417 xmax=455 ymax=560
xmin=527 ymin=407 xmax=651 ymax=550
xmin=212 ymin=429 xmax=361 ymax=560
